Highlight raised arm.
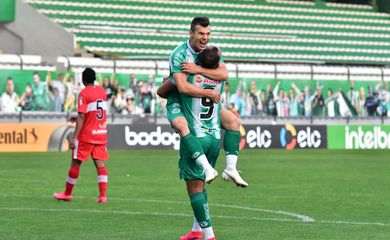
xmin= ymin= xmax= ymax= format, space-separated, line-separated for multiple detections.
xmin=291 ymin=83 xmax=302 ymax=95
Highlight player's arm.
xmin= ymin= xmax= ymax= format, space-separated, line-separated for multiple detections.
xmin=69 ymin=112 xmax=85 ymax=149
xmin=157 ymin=79 xmax=175 ymax=99
xmin=174 ymin=72 xmax=221 ymax=103
xmin=181 ymin=62 xmax=228 ymax=81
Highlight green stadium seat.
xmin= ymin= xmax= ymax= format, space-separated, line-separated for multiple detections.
xmin=19 ymin=0 xmax=390 ymax=64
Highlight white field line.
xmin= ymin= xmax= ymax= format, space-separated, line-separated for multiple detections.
xmin=1 ymin=195 xmax=389 ymax=226
xmin=0 ymin=194 xmax=311 ymax=221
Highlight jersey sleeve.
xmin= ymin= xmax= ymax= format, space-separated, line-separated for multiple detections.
xmin=169 ymin=49 xmax=186 ymax=73
xmin=77 ymin=91 xmax=87 ymax=113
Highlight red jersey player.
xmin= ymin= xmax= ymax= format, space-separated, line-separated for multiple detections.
xmin=53 ymin=67 xmax=109 ymax=203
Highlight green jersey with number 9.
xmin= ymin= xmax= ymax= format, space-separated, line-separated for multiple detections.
xmin=180 ymin=74 xmax=224 ymax=139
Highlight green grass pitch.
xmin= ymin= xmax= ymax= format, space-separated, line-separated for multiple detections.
xmin=1 ymin=149 xmax=390 ymax=240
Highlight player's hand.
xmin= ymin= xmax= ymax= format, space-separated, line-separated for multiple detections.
xmin=181 ymin=62 xmax=200 ymax=74
xmin=162 ymin=77 xmax=170 ymax=83
xmin=207 ymin=89 xmax=221 ymax=103
xmin=69 ymin=138 xmax=76 ymax=149
xmin=68 ymin=116 xmax=78 ymax=123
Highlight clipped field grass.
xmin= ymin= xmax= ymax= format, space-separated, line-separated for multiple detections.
xmin=1 ymin=149 xmax=389 ymax=240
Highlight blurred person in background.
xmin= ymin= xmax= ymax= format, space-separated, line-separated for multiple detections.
xmin=325 ymin=88 xmax=339 ymax=117
xmin=48 ymin=72 xmax=66 ymax=108
xmin=249 ymin=80 xmax=261 ymax=115
xmin=258 ymin=89 xmax=268 ymax=116
xmin=356 ymin=87 xmax=366 ymax=117
xmin=304 ymin=85 xmax=315 ymax=117
xmin=1 ymin=77 xmax=20 ymax=112
xmin=114 ymin=87 xmax=128 ymax=114
xmin=124 ymin=96 xmax=135 ymax=115
xmin=140 ymin=81 xmax=153 ymax=114
xmin=346 ymin=81 xmax=359 ymax=111
xmin=221 ymin=81 xmax=231 ymax=109
xmin=20 ymin=82 xmax=35 ymax=111
xmin=128 ymin=74 xmax=138 ymax=95
xmin=52 ymin=87 xmax=62 ymax=112
xmin=266 ymin=83 xmax=277 ymax=116
xmin=99 ymin=74 xmax=116 ymax=114
xmin=31 ymin=72 xmax=50 ymax=111
xmin=63 ymin=75 xmax=80 ymax=112
xmin=312 ymin=86 xmax=325 ymax=116
xmin=365 ymin=86 xmax=379 ymax=116
xmin=288 ymin=87 xmax=299 ymax=117
xmin=291 ymin=83 xmax=311 ymax=117
xmin=230 ymin=86 xmax=246 ymax=116
xmin=274 ymin=82 xmax=288 ymax=117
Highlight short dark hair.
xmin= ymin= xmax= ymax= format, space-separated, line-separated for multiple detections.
xmin=82 ymin=67 xmax=96 ymax=84
xmin=198 ymin=46 xmax=220 ymax=69
xmin=190 ymin=17 xmax=210 ymax=32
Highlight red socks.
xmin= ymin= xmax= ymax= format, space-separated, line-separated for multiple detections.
xmin=97 ymin=167 xmax=108 ymax=197
xmin=65 ymin=165 xmax=80 ymax=196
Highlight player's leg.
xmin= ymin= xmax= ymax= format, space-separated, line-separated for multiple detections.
xmin=53 ymin=158 xmax=82 ymax=201
xmin=169 ymin=110 xmax=217 ymax=183
xmin=53 ymin=140 xmax=92 ymax=201
xmin=92 ymin=144 xmax=109 ymax=203
xmin=220 ymin=108 xmax=248 ymax=187
xmin=179 ymin=138 xmax=217 ymax=240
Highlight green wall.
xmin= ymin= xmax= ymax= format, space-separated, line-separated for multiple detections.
xmin=0 ymin=0 xmax=15 ymax=22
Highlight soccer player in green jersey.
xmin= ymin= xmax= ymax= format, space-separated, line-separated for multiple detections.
xmin=158 ymin=17 xmax=248 ymax=188
xmin=179 ymin=46 xmax=222 ymax=240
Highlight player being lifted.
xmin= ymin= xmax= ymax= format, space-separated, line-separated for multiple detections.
xmin=53 ymin=68 xmax=109 ymax=203
xmin=157 ymin=17 xmax=248 ymax=188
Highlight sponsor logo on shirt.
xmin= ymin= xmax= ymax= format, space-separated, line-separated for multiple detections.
xmin=92 ymin=129 xmax=107 ymax=135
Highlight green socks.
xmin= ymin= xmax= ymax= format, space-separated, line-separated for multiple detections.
xmin=190 ymin=192 xmax=212 ymax=228
xmin=224 ymin=130 xmax=240 ymax=156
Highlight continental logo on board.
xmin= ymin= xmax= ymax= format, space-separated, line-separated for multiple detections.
xmin=0 ymin=128 xmax=39 ymax=144
xmin=0 ymin=124 xmax=74 ymax=152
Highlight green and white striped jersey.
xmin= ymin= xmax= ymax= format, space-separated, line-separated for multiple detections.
xmin=180 ymin=74 xmax=224 ymax=139
xmin=169 ymin=40 xmax=199 ymax=75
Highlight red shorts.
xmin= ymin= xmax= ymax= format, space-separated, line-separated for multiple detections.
xmin=72 ymin=140 xmax=108 ymax=162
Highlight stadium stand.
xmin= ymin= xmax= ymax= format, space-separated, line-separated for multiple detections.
xmin=25 ymin=0 xmax=390 ymax=65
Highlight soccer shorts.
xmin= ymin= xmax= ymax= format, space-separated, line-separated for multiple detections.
xmin=72 ymin=139 xmax=109 ymax=162
xmin=166 ymin=101 xmax=185 ymax=123
xmin=179 ymin=136 xmax=220 ymax=181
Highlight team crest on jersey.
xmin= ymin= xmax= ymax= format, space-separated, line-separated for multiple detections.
xmin=172 ymin=108 xmax=181 ymax=114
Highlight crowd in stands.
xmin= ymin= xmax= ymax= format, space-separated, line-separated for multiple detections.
xmin=222 ymin=80 xmax=389 ymax=118
xmin=0 ymin=71 xmax=388 ymax=118
xmin=0 ymin=72 xmax=166 ymax=116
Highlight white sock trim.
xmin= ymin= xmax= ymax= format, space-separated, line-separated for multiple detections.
xmin=192 ymin=217 xmax=202 ymax=232
xmin=97 ymin=175 xmax=108 ymax=183
xmin=202 ymin=226 xmax=215 ymax=239
xmin=195 ymin=155 xmax=212 ymax=170
xmin=226 ymin=154 xmax=238 ymax=170
xmin=66 ymin=176 xmax=76 ymax=185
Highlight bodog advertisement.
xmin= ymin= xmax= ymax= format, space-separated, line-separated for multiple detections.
xmin=0 ymin=124 xmax=74 ymax=152
xmin=107 ymin=124 xmax=327 ymax=150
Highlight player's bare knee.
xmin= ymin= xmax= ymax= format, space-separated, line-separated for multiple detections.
xmin=172 ymin=118 xmax=190 ymax=137
xmin=230 ymin=116 xmax=240 ymax=131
